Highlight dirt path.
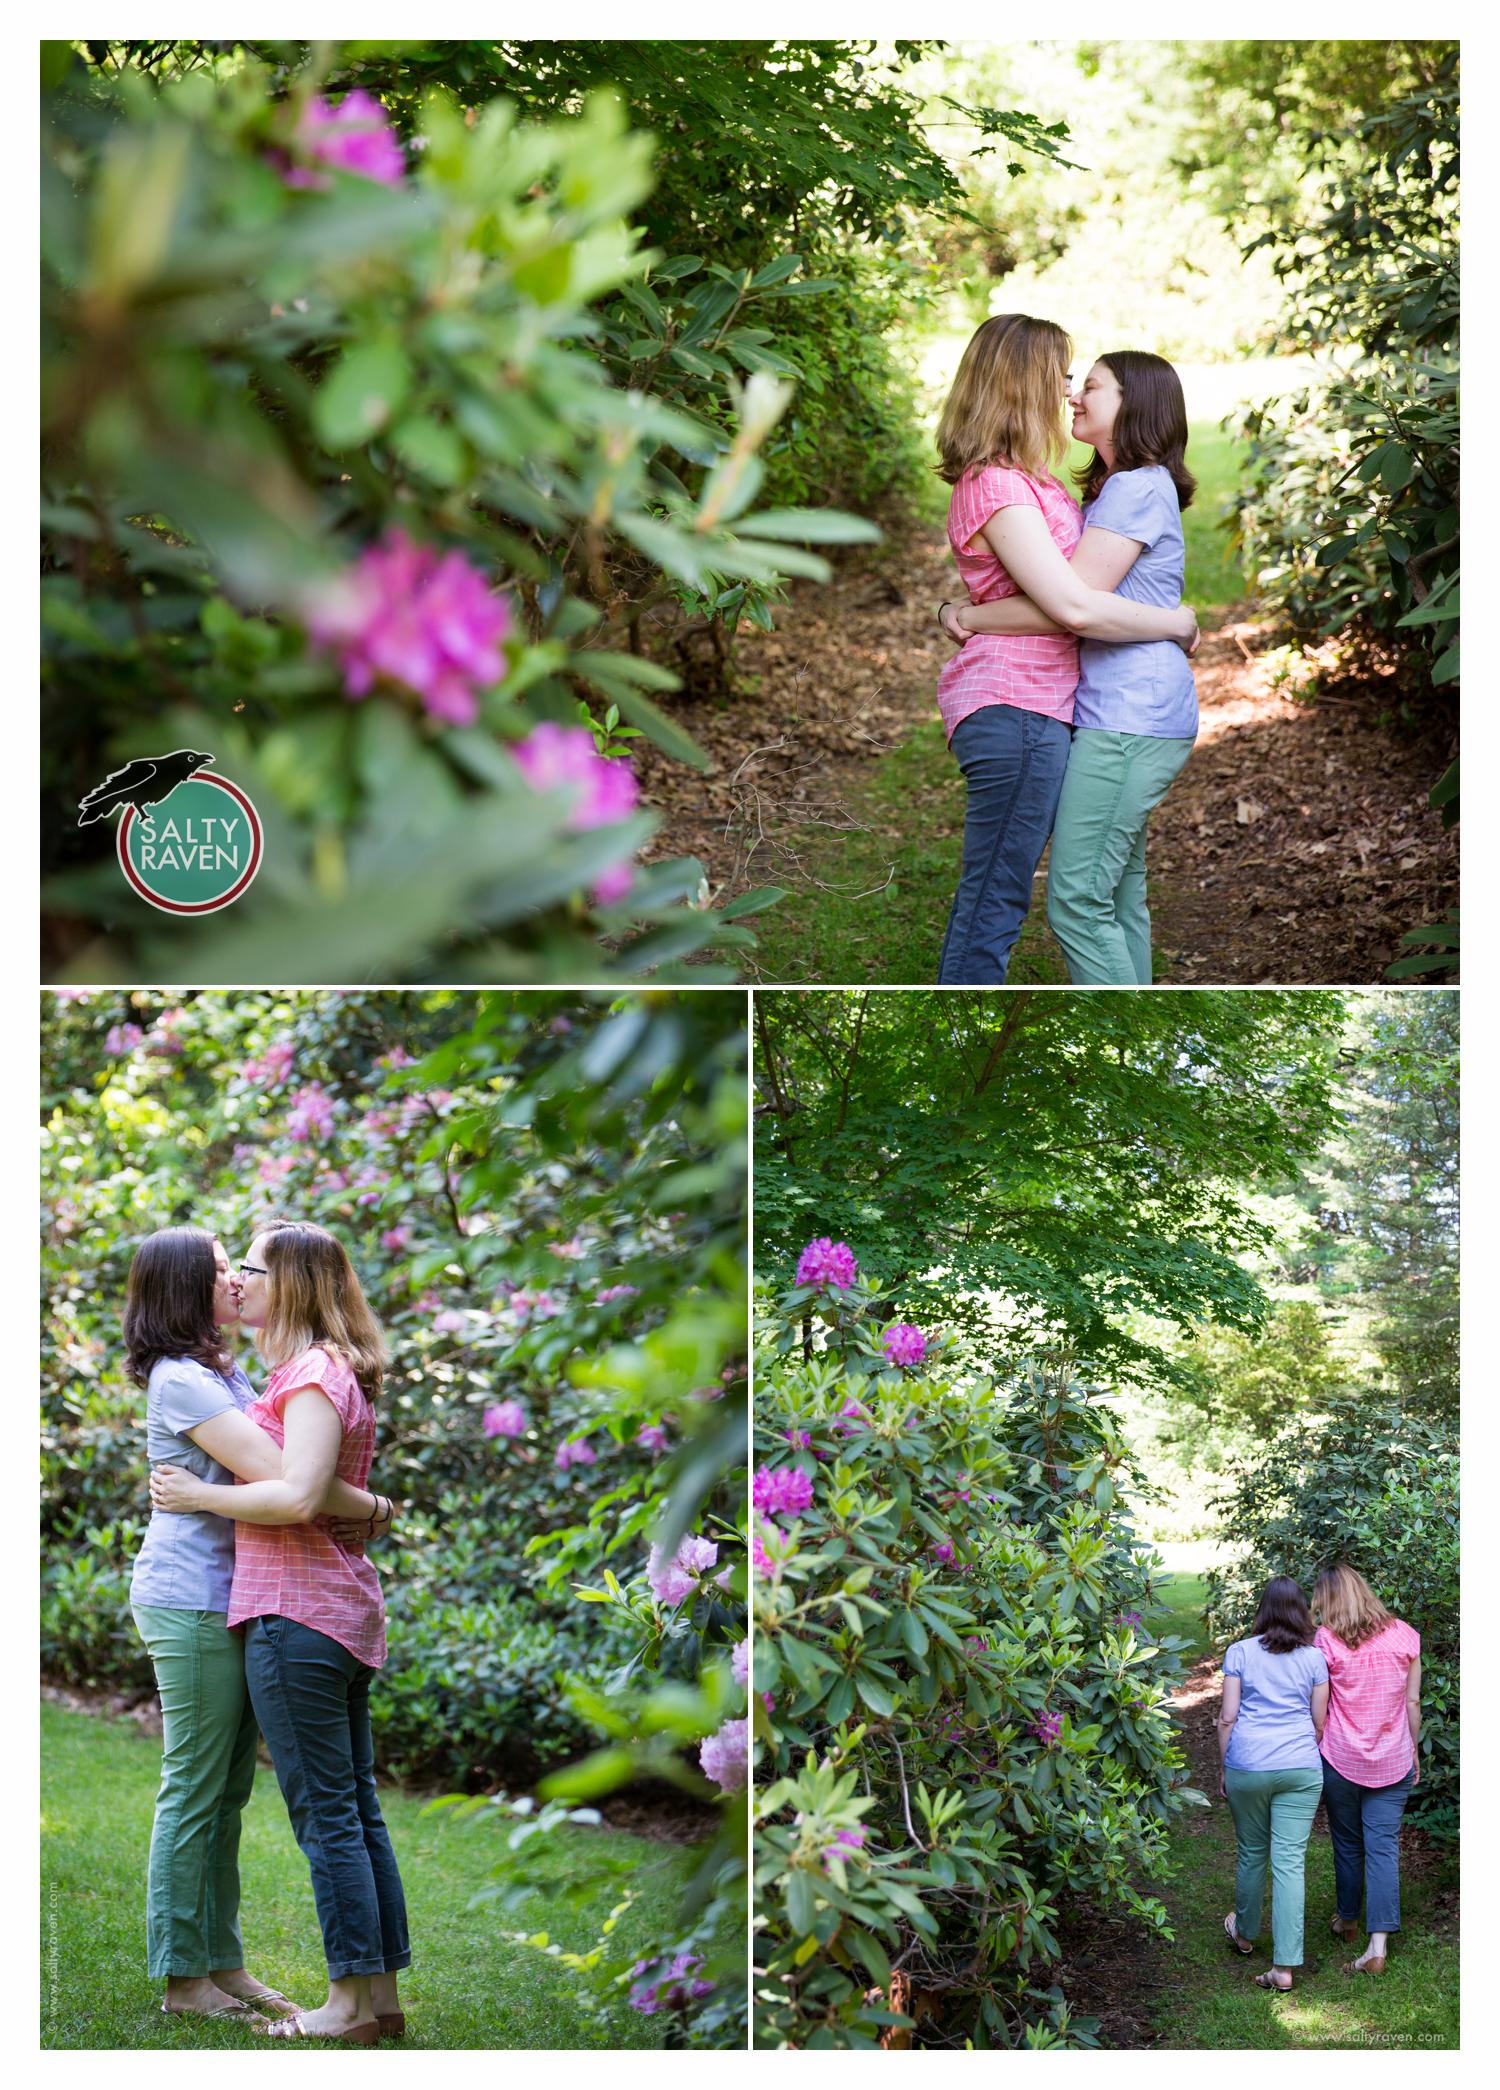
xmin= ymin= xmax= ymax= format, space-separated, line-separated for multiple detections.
xmin=640 ymin=525 xmax=1458 ymax=984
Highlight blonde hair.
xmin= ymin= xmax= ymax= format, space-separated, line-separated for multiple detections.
xmin=935 ymin=313 xmax=1073 ymax=487
xmin=1313 ymin=1564 xmax=1394 ymax=1649
xmin=255 ymin=1219 xmax=387 ymax=1401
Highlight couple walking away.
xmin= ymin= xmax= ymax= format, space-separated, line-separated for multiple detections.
xmin=1219 ymin=1569 xmax=1424 ymax=1993
xmin=934 ymin=313 xmax=1201 ymax=985
xmin=125 ymin=1221 xmax=407 ymax=2045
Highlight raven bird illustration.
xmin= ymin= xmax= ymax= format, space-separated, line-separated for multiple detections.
xmin=77 ymin=750 xmax=217 ymax=827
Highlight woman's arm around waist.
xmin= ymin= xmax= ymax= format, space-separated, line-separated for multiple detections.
xmin=152 ymin=1386 xmax=345 ymax=1526
xmin=975 ymin=509 xmax=1197 ymax=647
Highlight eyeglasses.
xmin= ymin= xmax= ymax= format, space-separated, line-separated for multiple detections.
xmin=238 ymin=1261 xmax=269 ymax=1278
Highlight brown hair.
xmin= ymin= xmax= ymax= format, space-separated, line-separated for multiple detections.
xmin=255 ymin=1220 xmax=387 ymax=1401
xmin=1075 ymin=350 xmax=1197 ymax=511
xmin=123 ymin=1226 xmax=233 ymax=1387
xmin=1313 ymin=1564 xmax=1395 ymax=1650
xmin=935 ymin=313 xmax=1073 ymax=487
xmin=1249 ymin=1575 xmax=1316 ymax=1655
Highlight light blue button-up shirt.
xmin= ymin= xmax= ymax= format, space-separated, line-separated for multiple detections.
xmin=129 ymin=1357 xmax=258 ymax=1612
xmin=1075 ymin=465 xmax=1199 ymax=740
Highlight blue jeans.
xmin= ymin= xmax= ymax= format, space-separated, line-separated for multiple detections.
xmin=244 ymin=1616 xmax=411 ymax=1981
xmin=938 ymin=704 xmax=1072 ymax=983
xmin=1321 ymin=1756 xmax=1415 ymax=1934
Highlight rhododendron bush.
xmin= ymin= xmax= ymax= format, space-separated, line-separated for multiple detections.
xmin=41 ymin=986 xmax=746 ymax=2043
xmin=752 ymin=1258 xmax=1206 ymax=2050
xmin=40 ymin=40 xmax=881 ymax=984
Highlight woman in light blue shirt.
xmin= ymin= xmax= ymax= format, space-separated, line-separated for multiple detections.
xmin=940 ymin=350 xmax=1200 ymax=982
xmin=1217 ymin=1577 xmax=1330 ymax=1994
xmin=126 ymin=1227 xmax=389 ymax=2025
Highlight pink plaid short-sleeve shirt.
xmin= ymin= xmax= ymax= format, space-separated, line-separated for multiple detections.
xmin=226 ymin=1345 xmax=387 ymax=1669
xmin=936 ymin=463 xmax=1083 ymax=744
xmin=1316 ymin=1617 xmax=1420 ymax=1786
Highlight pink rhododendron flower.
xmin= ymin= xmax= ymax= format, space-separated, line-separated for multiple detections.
xmin=257 ymin=1154 xmax=298 ymax=1186
xmin=510 ymin=724 xmax=640 ymax=907
xmin=432 ymin=1308 xmax=468 ymax=1335
xmin=512 ymin=723 xmax=639 ymax=828
xmin=591 ymin=859 xmax=635 ymax=907
xmin=380 ymin=1225 xmax=410 ymax=1253
xmin=752 ymin=1466 xmax=813 ymax=1520
xmin=831 ymin=1398 xmax=869 ymax=1436
xmin=699 ymin=1717 xmax=749 ymax=1794
xmin=322 ymin=1170 xmax=349 ymax=1192
xmin=547 ymin=1236 xmax=586 ymax=1261
xmin=732 ymin=1639 xmax=750 ymax=1690
xmin=287 ymin=91 xmax=405 ymax=189
xmin=595 ymin=1283 xmax=638 ymax=1306
xmin=824 ymin=1827 xmax=866 ymax=1869
xmin=931 ymin=1540 xmax=956 ymax=1567
xmin=783 ymin=1427 xmax=811 ymax=1450
xmin=377 ymin=1046 xmax=416 ymax=1069
xmin=242 ymin=1039 xmax=295 ymax=1086
xmin=627 ymin=1953 xmax=715 ymax=2015
xmin=647 ymin=1534 xmax=719 ymax=1608
xmin=509 ymin=1288 xmax=559 ymax=1324
xmin=554 ymin=1437 xmax=597 ymax=1471
xmin=483 ymin=1400 xmax=527 ymax=1440
xmin=635 ymin=1424 xmax=669 ymax=1454
xmin=287 ymin=1084 xmax=335 ymax=1141
xmin=795 ymin=1237 xmax=858 ymax=1288
xmin=1029 ymin=1712 xmax=1063 ymax=1746
xmin=232 ymin=1143 xmax=257 ymax=1164
xmin=751 ymin=1520 xmax=794 ymax=1582
xmin=306 ymin=529 xmax=511 ymax=726
xmin=105 ymin=1024 xmax=144 ymax=1055
xmin=881 ymin=1321 xmax=928 ymax=1368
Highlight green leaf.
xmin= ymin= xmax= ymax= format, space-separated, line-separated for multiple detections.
xmin=737 ymin=509 xmax=883 ymax=545
xmin=313 ymin=336 xmax=412 ymax=451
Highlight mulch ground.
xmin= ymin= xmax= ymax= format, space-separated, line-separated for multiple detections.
xmin=636 ymin=525 xmax=1458 ymax=984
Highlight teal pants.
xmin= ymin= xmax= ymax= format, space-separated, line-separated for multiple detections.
xmin=1046 ymin=728 xmax=1194 ymax=984
xmin=1224 ymin=1764 xmax=1323 ymax=1966
xmin=132 ymin=1606 xmax=260 ymax=1981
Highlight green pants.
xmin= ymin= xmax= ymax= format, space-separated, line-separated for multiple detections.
xmin=1224 ymin=1764 xmax=1323 ymax=1967
xmin=1046 ymin=728 xmax=1194 ymax=984
xmin=132 ymin=1606 xmax=260 ymax=1981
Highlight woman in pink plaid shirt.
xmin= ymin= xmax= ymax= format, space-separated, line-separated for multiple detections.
xmin=151 ymin=1221 xmax=409 ymax=2045
xmin=1312 ymin=1565 xmax=1424 ymax=1977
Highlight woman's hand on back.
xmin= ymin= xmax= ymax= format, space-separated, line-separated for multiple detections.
xmin=150 ymin=1463 xmax=206 ymax=1515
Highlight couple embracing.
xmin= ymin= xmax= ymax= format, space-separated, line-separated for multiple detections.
xmin=125 ymin=1219 xmax=407 ymax=2044
xmin=1218 ymin=1568 xmax=1424 ymax=1994
xmin=934 ymin=313 xmax=1201 ymax=985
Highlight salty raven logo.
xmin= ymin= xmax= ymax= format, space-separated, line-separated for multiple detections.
xmin=77 ymin=750 xmax=216 ymax=827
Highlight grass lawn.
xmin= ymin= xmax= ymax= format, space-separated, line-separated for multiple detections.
xmin=40 ymin=1701 xmax=717 ymax=2050
xmin=750 ymin=422 xmax=1243 ymax=986
xmin=1146 ymin=1575 xmax=1459 ymax=2052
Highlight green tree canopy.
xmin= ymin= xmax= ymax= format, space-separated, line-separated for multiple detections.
xmin=754 ymin=990 xmax=1344 ymax=1387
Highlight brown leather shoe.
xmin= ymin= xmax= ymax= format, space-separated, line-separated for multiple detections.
xmin=1330 ymin=1916 xmax=1358 ymax=1942
xmin=377 ymin=2011 xmax=407 ymax=2040
xmin=1344 ymin=1955 xmax=1387 ymax=1976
